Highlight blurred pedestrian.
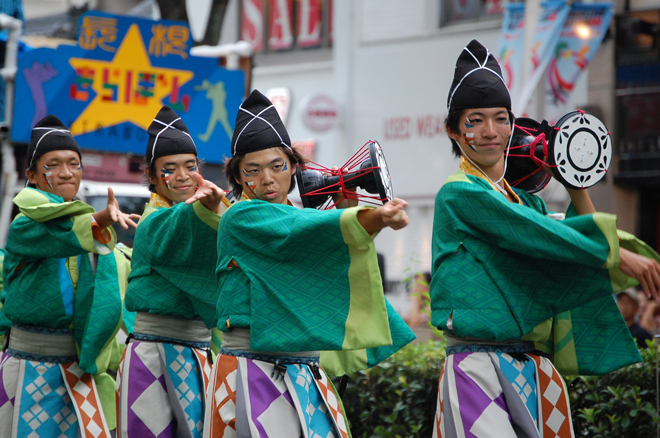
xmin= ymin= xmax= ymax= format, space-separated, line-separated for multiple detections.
xmin=616 ymin=288 xmax=654 ymax=348
xmin=636 ymin=289 xmax=659 ymax=334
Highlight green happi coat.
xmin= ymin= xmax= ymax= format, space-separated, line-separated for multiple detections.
xmin=126 ymin=196 xmax=222 ymax=340
xmin=1 ymin=187 xmax=130 ymax=428
xmin=431 ymin=168 xmax=657 ymax=375
xmin=216 ymin=200 xmax=416 ymax=376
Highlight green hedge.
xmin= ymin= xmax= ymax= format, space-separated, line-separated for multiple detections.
xmin=334 ymin=339 xmax=660 ymax=438
xmin=568 ymin=339 xmax=660 ymax=437
xmin=334 ymin=340 xmax=446 ymax=438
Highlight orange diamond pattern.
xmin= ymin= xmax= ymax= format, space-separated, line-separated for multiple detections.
xmin=531 ymin=355 xmax=575 ymax=438
xmin=60 ymin=362 xmax=111 ymax=438
xmin=206 ymin=355 xmax=238 ymax=438
xmin=312 ymin=366 xmax=349 ymax=438
xmin=193 ymin=349 xmax=213 ymax=394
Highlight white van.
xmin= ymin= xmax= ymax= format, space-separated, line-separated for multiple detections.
xmin=76 ymin=181 xmax=151 ymax=248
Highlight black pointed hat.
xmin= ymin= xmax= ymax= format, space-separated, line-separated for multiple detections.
xmin=27 ymin=115 xmax=81 ymax=168
xmin=231 ymin=89 xmax=291 ymax=156
xmin=447 ymin=40 xmax=511 ymax=112
xmin=146 ymin=106 xmax=197 ymax=163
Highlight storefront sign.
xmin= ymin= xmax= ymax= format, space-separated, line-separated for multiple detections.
xmin=302 ymin=93 xmax=338 ymax=132
xmin=12 ymin=12 xmax=245 ymax=164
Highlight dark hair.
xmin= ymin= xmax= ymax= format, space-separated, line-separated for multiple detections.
xmin=224 ymin=146 xmax=305 ymax=199
xmin=445 ymin=108 xmax=515 ymax=158
xmin=144 ymin=157 xmax=203 ymax=193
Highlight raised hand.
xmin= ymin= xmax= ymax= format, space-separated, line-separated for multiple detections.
xmin=93 ymin=187 xmax=140 ymax=230
xmin=185 ymin=172 xmax=226 ymax=213
xmin=379 ymin=198 xmax=409 ymax=230
xmin=357 ymin=197 xmax=409 ymax=234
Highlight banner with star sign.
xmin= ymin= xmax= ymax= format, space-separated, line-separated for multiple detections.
xmin=12 ymin=12 xmax=245 ymax=164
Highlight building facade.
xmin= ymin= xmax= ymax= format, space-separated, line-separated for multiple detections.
xmin=219 ymin=0 xmax=660 ymax=283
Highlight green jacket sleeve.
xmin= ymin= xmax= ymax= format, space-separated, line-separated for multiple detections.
xmin=444 ymin=178 xmax=619 ymax=268
xmin=7 ymin=188 xmax=117 ymax=259
xmin=131 ymin=201 xmax=219 ymax=304
xmin=217 ymin=201 xmax=415 ymax=360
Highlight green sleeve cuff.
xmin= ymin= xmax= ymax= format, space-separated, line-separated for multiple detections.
xmin=591 ymin=212 xmax=620 ymax=268
xmin=72 ymin=213 xmax=116 ymax=255
xmin=193 ymin=200 xmax=221 ymax=231
xmin=339 ymin=206 xmax=375 ymax=248
xmin=15 ymin=189 xmax=95 ymax=222
xmin=340 ymin=206 xmax=392 ymax=352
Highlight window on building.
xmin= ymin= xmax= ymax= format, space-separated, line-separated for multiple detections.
xmin=240 ymin=0 xmax=333 ymax=54
xmin=614 ymin=10 xmax=660 ymax=187
xmin=441 ymin=0 xmax=505 ymax=26
xmin=440 ymin=0 xmax=520 ymax=27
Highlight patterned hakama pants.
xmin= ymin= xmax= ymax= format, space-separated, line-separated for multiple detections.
xmin=116 ymin=341 xmax=212 ymax=438
xmin=203 ymin=353 xmax=350 ymax=438
xmin=433 ymin=352 xmax=575 ymax=438
xmin=0 ymin=352 xmax=112 ymax=438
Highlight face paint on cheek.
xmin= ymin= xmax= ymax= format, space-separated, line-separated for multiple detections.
xmin=160 ymin=168 xmax=174 ymax=190
xmin=242 ymin=168 xmax=250 ymax=178
xmin=282 ymin=162 xmax=288 ymax=172
xmin=462 ymin=132 xmax=479 ymax=153
xmin=42 ymin=165 xmax=53 ymax=190
xmin=190 ymin=164 xmax=198 ymax=172
xmin=245 ymin=181 xmax=257 ymax=197
xmin=504 ymin=120 xmax=510 ymax=125
xmin=465 ymin=117 xmax=474 ymax=129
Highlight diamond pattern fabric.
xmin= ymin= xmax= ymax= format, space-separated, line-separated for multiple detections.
xmin=216 ymin=201 xmax=415 ymax=364
xmin=493 ymin=353 xmax=537 ymax=424
xmin=3 ymin=188 xmax=124 ymax=374
xmin=430 ymin=168 xmax=641 ymax=375
xmin=116 ymin=341 xmax=211 ymax=438
xmin=433 ymin=352 xmax=575 ymax=438
xmin=203 ymin=354 xmax=347 ymax=438
xmin=1 ymin=188 xmax=130 ymax=431
xmin=126 ymin=200 xmax=220 ymax=329
xmin=0 ymin=353 xmax=111 ymax=438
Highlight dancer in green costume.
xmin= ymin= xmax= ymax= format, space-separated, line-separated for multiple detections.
xmin=203 ymin=90 xmax=416 ymax=438
xmin=0 ymin=115 xmax=137 ymax=438
xmin=431 ymin=40 xmax=660 ymax=438
xmin=117 ymin=106 xmax=227 ymax=438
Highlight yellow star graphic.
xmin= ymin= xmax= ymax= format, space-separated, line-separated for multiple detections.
xmin=68 ymin=24 xmax=194 ymax=136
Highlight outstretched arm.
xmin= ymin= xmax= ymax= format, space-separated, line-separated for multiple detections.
xmin=357 ymin=198 xmax=409 ymax=234
xmin=562 ymin=185 xmax=660 ymax=300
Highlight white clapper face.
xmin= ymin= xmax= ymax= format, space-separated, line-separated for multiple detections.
xmin=552 ymin=111 xmax=612 ymax=189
